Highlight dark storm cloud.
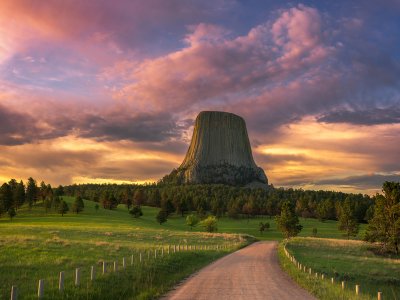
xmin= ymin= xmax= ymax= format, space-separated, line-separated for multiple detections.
xmin=78 ymin=112 xmax=184 ymax=142
xmin=317 ymin=107 xmax=400 ymax=125
xmin=0 ymin=103 xmax=187 ymax=145
xmin=0 ymin=104 xmax=39 ymax=145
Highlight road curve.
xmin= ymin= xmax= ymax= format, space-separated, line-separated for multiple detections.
xmin=163 ymin=241 xmax=316 ymax=300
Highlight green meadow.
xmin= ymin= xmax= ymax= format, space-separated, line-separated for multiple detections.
xmin=0 ymin=197 xmax=248 ymax=299
xmin=282 ymin=237 xmax=400 ymax=300
xmin=0 ymin=196 xmax=390 ymax=300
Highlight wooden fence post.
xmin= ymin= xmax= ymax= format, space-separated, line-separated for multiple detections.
xmin=174 ymin=245 xmax=176 ymax=253
xmin=140 ymin=252 xmax=142 ymax=263
xmin=131 ymin=254 xmax=134 ymax=266
xmin=331 ymin=277 xmax=334 ymax=284
xmin=342 ymin=281 xmax=345 ymax=289
xmin=38 ymin=279 xmax=44 ymax=299
xmin=154 ymin=249 xmax=157 ymax=259
xmin=321 ymin=274 xmax=324 ymax=280
xmin=10 ymin=285 xmax=17 ymax=300
xmin=59 ymin=271 xmax=64 ymax=291
xmin=114 ymin=261 xmax=118 ymax=272
xmin=122 ymin=257 xmax=126 ymax=269
xmin=102 ymin=261 xmax=106 ymax=274
xmin=356 ymin=285 xmax=359 ymax=295
xmin=377 ymin=292 xmax=382 ymax=300
xmin=90 ymin=266 xmax=95 ymax=281
xmin=75 ymin=268 xmax=81 ymax=286
xmin=162 ymin=247 xmax=164 ymax=257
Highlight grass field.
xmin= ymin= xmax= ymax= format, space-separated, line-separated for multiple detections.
xmin=0 ymin=197 xmax=373 ymax=299
xmin=0 ymin=197 xmax=249 ymax=299
xmin=282 ymin=237 xmax=400 ymax=300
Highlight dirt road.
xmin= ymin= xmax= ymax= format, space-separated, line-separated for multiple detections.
xmin=163 ymin=241 xmax=316 ymax=300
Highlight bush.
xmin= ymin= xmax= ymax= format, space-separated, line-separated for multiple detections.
xmin=199 ymin=215 xmax=218 ymax=232
xmin=129 ymin=205 xmax=143 ymax=218
xmin=156 ymin=210 xmax=168 ymax=225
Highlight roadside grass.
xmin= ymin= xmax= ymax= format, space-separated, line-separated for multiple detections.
xmin=22 ymin=250 xmax=226 ymax=300
xmin=280 ymin=237 xmax=400 ymax=300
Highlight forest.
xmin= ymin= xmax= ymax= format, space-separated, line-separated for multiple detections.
xmin=61 ymin=182 xmax=373 ymax=223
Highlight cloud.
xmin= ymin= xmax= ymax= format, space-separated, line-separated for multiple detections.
xmin=314 ymin=173 xmax=400 ymax=191
xmin=317 ymin=107 xmax=400 ymax=125
xmin=0 ymin=104 xmax=42 ymax=145
xmin=0 ymin=2 xmax=399 ymax=193
xmin=77 ymin=111 xmax=184 ymax=142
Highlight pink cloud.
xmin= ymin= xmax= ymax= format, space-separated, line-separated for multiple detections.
xmin=108 ymin=5 xmax=335 ymax=116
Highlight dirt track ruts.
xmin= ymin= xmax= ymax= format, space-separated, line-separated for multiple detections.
xmin=163 ymin=241 xmax=316 ymax=300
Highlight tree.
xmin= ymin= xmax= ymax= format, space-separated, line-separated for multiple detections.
xmin=72 ymin=196 xmax=84 ymax=213
xmin=26 ymin=177 xmax=38 ymax=209
xmin=365 ymin=181 xmax=400 ymax=253
xmin=186 ymin=214 xmax=199 ymax=230
xmin=8 ymin=207 xmax=16 ymax=221
xmin=338 ymin=198 xmax=359 ymax=239
xmin=161 ymin=199 xmax=175 ymax=216
xmin=259 ymin=222 xmax=269 ymax=235
xmin=312 ymin=227 xmax=318 ymax=237
xmin=129 ymin=205 xmax=143 ymax=218
xmin=276 ymin=201 xmax=303 ymax=238
xmin=58 ymin=200 xmax=69 ymax=216
xmin=14 ymin=181 xmax=26 ymax=209
xmin=156 ymin=209 xmax=168 ymax=225
xmin=199 ymin=215 xmax=218 ymax=232
xmin=133 ymin=189 xmax=145 ymax=206
xmin=0 ymin=183 xmax=13 ymax=216
xmin=54 ymin=185 xmax=64 ymax=197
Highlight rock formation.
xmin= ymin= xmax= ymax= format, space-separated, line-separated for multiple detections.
xmin=164 ymin=111 xmax=268 ymax=186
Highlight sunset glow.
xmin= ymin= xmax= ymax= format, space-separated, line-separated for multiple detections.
xmin=0 ymin=0 xmax=399 ymax=193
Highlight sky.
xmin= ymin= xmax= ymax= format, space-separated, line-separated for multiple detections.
xmin=0 ymin=0 xmax=399 ymax=194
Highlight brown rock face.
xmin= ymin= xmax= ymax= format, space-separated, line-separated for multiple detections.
xmin=165 ymin=111 xmax=267 ymax=186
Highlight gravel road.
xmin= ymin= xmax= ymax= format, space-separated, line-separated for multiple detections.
xmin=163 ymin=241 xmax=316 ymax=300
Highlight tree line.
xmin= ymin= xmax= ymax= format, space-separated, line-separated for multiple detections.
xmin=0 ymin=177 xmax=83 ymax=219
xmin=62 ymin=183 xmax=372 ymax=223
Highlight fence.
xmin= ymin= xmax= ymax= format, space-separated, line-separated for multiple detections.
xmin=283 ymin=244 xmax=383 ymax=300
xmin=8 ymin=243 xmax=236 ymax=299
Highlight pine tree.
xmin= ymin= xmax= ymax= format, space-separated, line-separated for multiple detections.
xmin=276 ymin=201 xmax=303 ymax=238
xmin=15 ymin=181 xmax=26 ymax=209
xmin=338 ymin=198 xmax=359 ymax=239
xmin=129 ymin=205 xmax=143 ymax=218
xmin=8 ymin=207 xmax=16 ymax=221
xmin=0 ymin=183 xmax=13 ymax=216
xmin=156 ymin=209 xmax=168 ymax=225
xmin=58 ymin=201 xmax=69 ymax=216
xmin=72 ymin=196 xmax=84 ymax=213
xmin=26 ymin=177 xmax=38 ymax=209
xmin=365 ymin=181 xmax=400 ymax=253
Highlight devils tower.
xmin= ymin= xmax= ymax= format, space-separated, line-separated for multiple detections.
xmin=164 ymin=111 xmax=268 ymax=186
